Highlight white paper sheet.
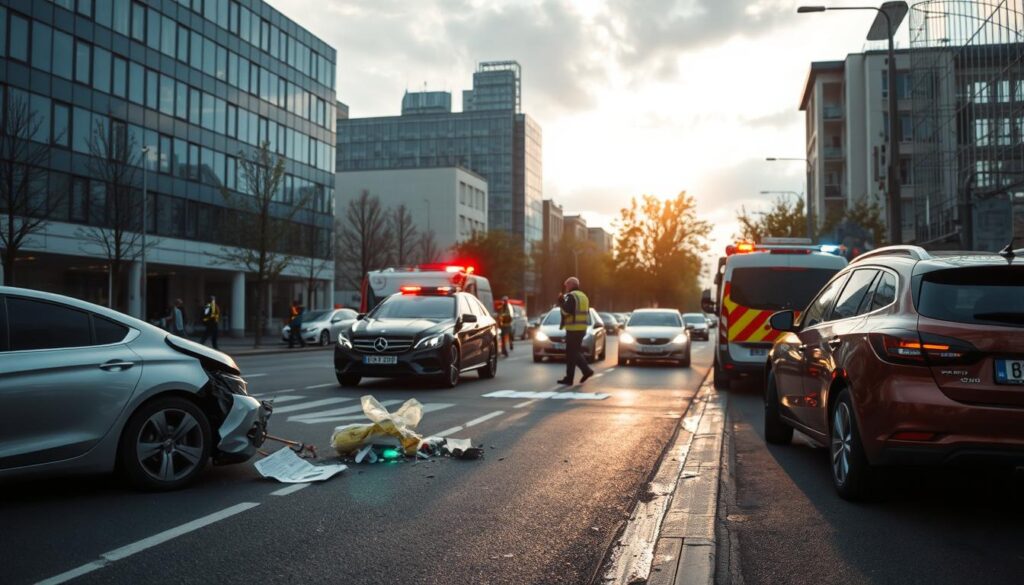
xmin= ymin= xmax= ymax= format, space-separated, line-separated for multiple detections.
xmin=254 ymin=448 xmax=347 ymax=483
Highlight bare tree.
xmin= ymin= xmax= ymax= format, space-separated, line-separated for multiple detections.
xmin=415 ymin=229 xmax=442 ymax=264
xmin=0 ymin=93 xmax=61 ymax=286
xmin=217 ymin=142 xmax=310 ymax=348
xmin=300 ymin=224 xmax=331 ymax=309
xmin=335 ymin=191 xmax=393 ymax=289
xmin=77 ymin=120 xmax=148 ymax=312
xmin=390 ymin=204 xmax=419 ymax=265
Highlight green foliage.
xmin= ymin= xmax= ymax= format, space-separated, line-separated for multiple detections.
xmin=735 ymin=196 xmax=807 ymax=243
xmin=818 ymin=198 xmax=888 ymax=249
xmin=451 ymin=229 xmax=527 ymax=299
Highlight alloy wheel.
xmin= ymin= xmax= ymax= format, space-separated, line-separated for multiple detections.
xmin=831 ymin=402 xmax=853 ymax=486
xmin=320 ymin=330 xmax=330 ymax=346
xmin=136 ymin=409 xmax=205 ymax=483
xmin=448 ymin=346 xmax=461 ymax=386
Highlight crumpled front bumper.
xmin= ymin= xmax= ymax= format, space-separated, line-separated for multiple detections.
xmin=214 ymin=395 xmax=272 ymax=464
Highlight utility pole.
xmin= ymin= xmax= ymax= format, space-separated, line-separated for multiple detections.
xmin=140 ymin=145 xmax=149 ymax=321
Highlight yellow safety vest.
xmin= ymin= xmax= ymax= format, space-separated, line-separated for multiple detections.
xmin=562 ymin=290 xmax=590 ymax=332
xmin=204 ymin=302 xmax=220 ymax=323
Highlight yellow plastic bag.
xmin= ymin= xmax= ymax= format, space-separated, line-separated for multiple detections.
xmin=330 ymin=396 xmax=424 ymax=456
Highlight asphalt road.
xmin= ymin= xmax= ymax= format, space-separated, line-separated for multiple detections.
xmin=2 ymin=337 xmax=712 ymax=585
xmin=719 ymin=387 xmax=1024 ymax=585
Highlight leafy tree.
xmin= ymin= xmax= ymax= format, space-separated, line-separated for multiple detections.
xmin=335 ymin=190 xmax=393 ymax=289
xmin=450 ymin=230 xmax=526 ymax=298
xmin=818 ymin=198 xmax=888 ymax=255
xmin=0 ymin=93 xmax=62 ymax=286
xmin=735 ymin=195 xmax=807 ymax=243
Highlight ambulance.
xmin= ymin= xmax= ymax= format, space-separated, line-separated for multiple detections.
xmin=702 ymin=238 xmax=847 ymax=388
xmin=359 ymin=264 xmax=494 ymax=313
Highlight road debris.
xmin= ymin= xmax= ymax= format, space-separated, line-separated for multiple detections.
xmin=255 ymin=447 xmax=347 ymax=483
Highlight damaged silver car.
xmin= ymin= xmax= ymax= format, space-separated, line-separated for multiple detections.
xmin=0 ymin=287 xmax=271 ymax=490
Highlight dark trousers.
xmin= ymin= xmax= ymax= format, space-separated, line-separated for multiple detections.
xmin=200 ymin=321 xmax=218 ymax=349
xmin=565 ymin=330 xmax=593 ymax=381
xmin=289 ymin=325 xmax=306 ymax=348
xmin=500 ymin=326 xmax=513 ymax=354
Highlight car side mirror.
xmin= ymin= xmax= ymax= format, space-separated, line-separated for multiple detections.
xmin=701 ymin=289 xmax=717 ymax=314
xmin=769 ymin=310 xmax=797 ymax=333
xmin=356 ymin=313 xmax=366 ymax=320
xmin=462 ymin=314 xmax=478 ymax=323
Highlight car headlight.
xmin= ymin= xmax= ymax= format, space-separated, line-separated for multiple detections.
xmin=672 ymin=333 xmax=687 ymax=344
xmin=303 ymin=326 xmax=317 ymax=332
xmin=337 ymin=333 xmax=352 ymax=349
xmin=415 ymin=334 xmax=445 ymax=349
xmin=535 ymin=331 xmax=549 ymax=342
xmin=620 ymin=332 xmax=635 ymax=344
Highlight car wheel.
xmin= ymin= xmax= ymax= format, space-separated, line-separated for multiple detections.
xmin=119 ymin=396 xmax=211 ymax=491
xmin=319 ymin=330 xmax=330 ymax=346
xmin=831 ymin=389 xmax=872 ymax=501
xmin=678 ymin=352 xmax=691 ymax=368
xmin=533 ymin=354 xmax=542 ymax=363
xmin=713 ymin=357 xmax=730 ymax=389
xmin=480 ymin=341 xmax=498 ymax=379
xmin=618 ymin=356 xmax=628 ymax=366
xmin=763 ymin=372 xmax=794 ymax=445
xmin=600 ymin=341 xmax=607 ymax=361
xmin=337 ymin=373 xmax=361 ymax=387
xmin=442 ymin=345 xmax=461 ymax=388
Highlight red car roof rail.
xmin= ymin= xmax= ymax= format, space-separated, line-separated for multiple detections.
xmin=850 ymin=245 xmax=931 ymax=264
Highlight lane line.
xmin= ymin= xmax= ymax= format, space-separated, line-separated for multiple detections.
xmin=38 ymin=503 xmax=260 ymax=585
xmin=513 ymin=399 xmax=540 ymax=409
xmin=304 ymin=383 xmax=336 ymax=389
xmin=259 ymin=395 xmax=306 ymax=404
xmin=271 ymin=397 xmax=352 ymax=414
xmin=270 ymin=483 xmax=311 ymax=497
xmin=245 ymin=373 xmax=268 ymax=378
xmin=463 ymin=410 xmax=504 ymax=428
xmin=435 ymin=425 xmax=464 ymax=437
xmin=604 ymin=367 xmax=616 ymax=373
xmin=250 ymin=388 xmax=296 ymax=397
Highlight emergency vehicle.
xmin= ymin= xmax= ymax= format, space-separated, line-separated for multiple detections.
xmin=359 ymin=264 xmax=494 ymax=313
xmin=702 ymin=238 xmax=847 ymax=388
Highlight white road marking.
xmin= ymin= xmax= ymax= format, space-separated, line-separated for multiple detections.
xmin=261 ymin=395 xmax=307 ymax=404
xmin=435 ymin=425 xmax=464 ymax=437
xmin=270 ymin=483 xmax=311 ymax=496
xmin=463 ymin=410 xmax=504 ymax=427
xmin=38 ymin=503 xmax=260 ymax=585
xmin=513 ymin=399 xmax=540 ymax=409
xmin=304 ymin=383 xmax=336 ymax=389
xmin=271 ymin=397 xmax=353 ymax=414
xmin=250 ymin=388 xmax=296 ymax=397
xmin=245 ymin=373 xmax=268 ymax=378
xmin=604 ymin=367 xmax=616 ymax=373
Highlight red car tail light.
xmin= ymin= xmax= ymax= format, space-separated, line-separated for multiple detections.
xmin=869 ymin=331 xmax=978 ymax=366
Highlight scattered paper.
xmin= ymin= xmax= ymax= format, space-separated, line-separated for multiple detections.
xmin=255 ymin=448 xmax=347 ymax=483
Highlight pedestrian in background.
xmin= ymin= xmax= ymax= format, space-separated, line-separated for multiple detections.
xmin=199 ymin=295 xmax=220 ymax=349
xmin=170 ymin=298 xmax=186 ymax=337
xmin=557 ymin=276 xmax=594 ymax=386
xmin=496 ymin=295 xmax=515 ymax=356
xmin=288 ymin=299 xmax=306 ymax=348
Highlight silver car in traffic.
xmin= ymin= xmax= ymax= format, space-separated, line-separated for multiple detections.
xmin=0 ymin=287 xmax=270 ymax=490
xmin=618 ymin=308 xmax=691 ymax=367
xmin=532 ymin=307 xmax=607 ymax=363
xmin=282 ymin=308 xmax=359 ymax=346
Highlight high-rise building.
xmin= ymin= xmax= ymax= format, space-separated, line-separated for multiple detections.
xmin=563 ymin=214 xmax=588 ymax=242
xmin=0 ymin=0 xmax=337 ymax=335
xmin=336 ymin=61 xmax=543 ymax=300
xmin=542 ymin=199 xmax=563 ymax=253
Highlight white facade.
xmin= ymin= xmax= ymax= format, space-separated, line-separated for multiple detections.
xmin=335 ymin=167 xmax=488 ymax=255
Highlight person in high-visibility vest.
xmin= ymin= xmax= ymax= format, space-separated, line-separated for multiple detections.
xmin=496 ymin=296 xmax=515 ymax=356
xmin=556 ymin=276 xmax=594 ymax=386
xmin=288 ymin=299 xmax=306 ymax=348
xmin=199 ymin=295 xmax=220 ymax=349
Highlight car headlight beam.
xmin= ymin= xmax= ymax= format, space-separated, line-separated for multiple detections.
xmin=672 ymin=333 xmax=687 ymax=344
xmin=415 ymin=334 xmax=445 ymax=349
xmin=620 ymin=332 xmax=635 ymax=344
xmin=535 ymin=331 xmax=549 ymax=342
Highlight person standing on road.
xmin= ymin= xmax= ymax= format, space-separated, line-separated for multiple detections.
xmin=170 ymin=298 xmax=186 ymax=337
xmin=557 ymin=276 xmax=594 ymax=386
xmin=288 ymin=299 xmax=306 ymax=349
xmin=199 ymin=295 xmax=220 ymax=349
xmin=496 ymin=295 xmax=514 ymax=356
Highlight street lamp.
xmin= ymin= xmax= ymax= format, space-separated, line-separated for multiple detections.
xmin=140 ymin=145 xmax=150 ymax=321
xmin=798 ymin=2 xmax=909 ymax=244
xmin=759 ymin=190 xmax=802 ymax=201
xmin=766 ymin=157 xmax=814 ymax=238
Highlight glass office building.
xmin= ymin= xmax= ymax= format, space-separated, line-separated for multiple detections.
xmin=336 ymin=61 xmax=543 ymax=299
xmin=0 ymin=0 xmax=336 ymax=334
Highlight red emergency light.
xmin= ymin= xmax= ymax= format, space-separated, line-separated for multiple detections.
xmin=400 ymin=286 xmax=422 ymax=294
xmin=726 ymin=242 xmax=756 ymax=255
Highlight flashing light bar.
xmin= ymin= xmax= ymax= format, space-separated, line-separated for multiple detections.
xmin=726 ymin=241 xmax=846 ymax=256
xmin=400 ymin=286 xmax=422 ymax=294
xmin=400 ymin=285 xmax=455 ymax=295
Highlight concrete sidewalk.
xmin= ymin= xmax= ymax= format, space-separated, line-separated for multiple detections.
xmin=602 ymin=375 xmax=727 ymax=585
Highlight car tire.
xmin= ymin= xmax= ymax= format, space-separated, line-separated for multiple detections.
xmin=618 ymin=356 xmax=628 ymax=366
xmin=119 ymin=396 xmax=212 ymax=491
xmin=337 ymin=373 xmax=361 ymax=387
xmin=319 ymin=330 xmax=330 ymax=346
xmin=479 ymin=341 xmax=498 ymax=379
xmin=713 ymin=357 xmax=730 ymax=389
xmin=678 ymin=352 xmax=691 ymax=368
xmin=441 ymin=345 xmax=461 ymax=388
xmin=598 ymin=341 xmax=606 ymax=361
xmin=533 ymin=354 xmax=542 ymax=363
xmin=831 ymin=389 xmax=872 ymax=501
xmin=763 ymin=372 xmax=793 ymax=445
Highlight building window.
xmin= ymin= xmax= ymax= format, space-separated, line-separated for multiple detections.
xmin=175 ymin=82 xmax=188 ymax=119
xmin=8 ymin=12 xmax=28 ymax=62
xmin=93 ymin=47 xmax=111 ymax=93
xmin=145 ymin=69 xmax=158 ymax=110
xmin=53 ymin=102 xmax=70 ymax=148
xmin=31 ymin=21 xmax=52 ymax=72
xmin=159 ymin=74 xmax=174 ymax=115
xmin=72 ymin=107 xmax=92 ymax=154
xmin=112 ymin=56 xmax=127 ymax=98
xmin=131 ymin=2 xmax=145 ymax=42
xmin=161 ymin=14 xmax=176 ymax=57
xmin=52 ymin=30 xmax=73 ymax=80
xmin=976 ymin=118 xmax=991 ymax=146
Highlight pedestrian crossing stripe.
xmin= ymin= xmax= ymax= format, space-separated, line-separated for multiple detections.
xmin=286 ymin=399 xmax=455 ymax=425
xmin=482 ymin=390 xmax=609 ymax=400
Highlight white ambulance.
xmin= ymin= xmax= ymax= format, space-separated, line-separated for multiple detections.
xmin=359 ymin=264 xmax=494 ymax=313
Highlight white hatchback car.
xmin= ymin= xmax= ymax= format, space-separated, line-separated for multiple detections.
xmin=618 ymin=309 xmax=691 ymax=367
xmin=282 ymin=308 xmax=359 ymax=346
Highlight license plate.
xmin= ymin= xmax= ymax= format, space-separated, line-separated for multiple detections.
xmin=995 ymin=359 xmax=1024 ymax=385
xmin=363 ymin=355 xmax=398 ymax=365
xmin=552 ymin=343 xmax=566 ymax=350
xmin=750 ymin=348 xmax=768 ymax=357
xmin=638 ymin=345 xmax=663 ymax=354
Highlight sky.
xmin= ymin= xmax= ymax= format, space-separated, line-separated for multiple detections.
xmin=267 ymin=0 xmax=904 ymax=268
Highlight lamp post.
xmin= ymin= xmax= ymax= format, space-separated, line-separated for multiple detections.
xmin=766 ymin=157 xmax=814 ymax=238
xmin=759 ymin=189 xmax=803 ymax=202
xmin=140 ymin=145 xmax=150 ymax=322
xmin=798 ymin=2 xmax=909 ymax=244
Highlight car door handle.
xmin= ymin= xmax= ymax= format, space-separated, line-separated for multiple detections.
xmin=99 ymin=360 xmax=135 ymax=371
xmin=827 ymin=337 xmax=842 ymax=349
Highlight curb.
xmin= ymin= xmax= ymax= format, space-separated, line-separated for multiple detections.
xmin=601 ymin=374 xmax=726 ymax=585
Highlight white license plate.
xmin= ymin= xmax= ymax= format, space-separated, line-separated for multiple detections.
xmin=749 ymin=348 xmax=768 ymax=357
xmin=638 ymin=345 xmax=664 ymax=354
xmin=552 ymin=343 xmax=566 ymax=350
xmin=995 ymin=359 xmax=1024 ymax=385
xmin=363 ymin=355 xmax=398 ymax=365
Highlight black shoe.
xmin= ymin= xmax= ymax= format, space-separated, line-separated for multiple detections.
xmin=556 ymin=378 xmax=573 ymax=386
xmin=580 ymin=372 xmax=594 ymax=384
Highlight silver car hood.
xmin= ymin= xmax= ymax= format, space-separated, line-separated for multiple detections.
xmin=624 ymin=326 xmax=685 ymax=338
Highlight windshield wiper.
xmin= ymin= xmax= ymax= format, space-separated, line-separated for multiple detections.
xmin=973 ymin=312 xmax=1024 ymax=324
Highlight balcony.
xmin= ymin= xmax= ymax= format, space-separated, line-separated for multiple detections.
xmin=823 ymin=146 xmax=844 ymax=159
xmin=823 ymin=105 xmax=844 ymax=120
xmin=824 ymin=184 xmax=845 ymax=199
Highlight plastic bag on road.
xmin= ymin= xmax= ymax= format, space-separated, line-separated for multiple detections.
xmin=330 ymin=396 xmax=424 ymax=457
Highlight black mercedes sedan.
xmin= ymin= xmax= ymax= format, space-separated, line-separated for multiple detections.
xmin=334 ymin=287 xmax=499 ymax=388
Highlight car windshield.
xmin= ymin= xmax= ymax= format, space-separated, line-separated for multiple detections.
xmin=917 ymin=266 xmax=1024 ymax=327
xmin=683 ymin=315 xmax=705 ymax=325
xmin=542 ymin=308 xmax=592 ymax=325
xmin=599 ymin=313 xmax=617 ymax=323
xmin=371 ymin=295 xmax=455 ymax=321
xmin=629 ymin=312 xmax=682 ymax=327
xmin=730 ymin=267 xmax=839 ymax=311
xmin=303 ymin=310 xmax=330 ymax=321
